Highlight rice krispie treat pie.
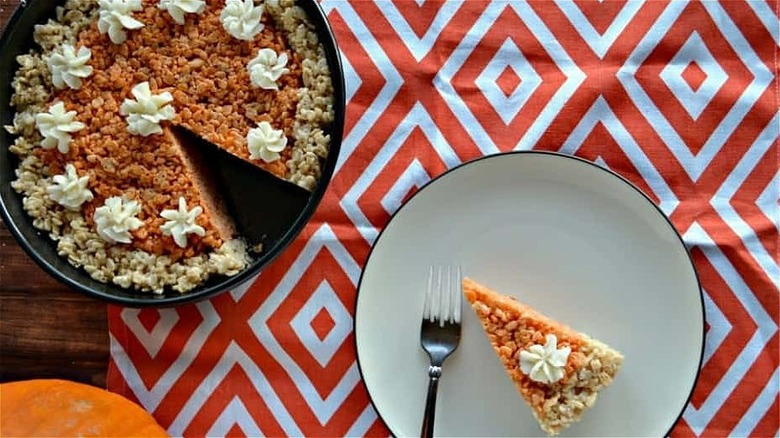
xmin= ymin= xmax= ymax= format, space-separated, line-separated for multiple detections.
xmin=5 ymin=0 xmax=334 ymax=293
xmin=462 ymin=277 xmax=624 ymax=436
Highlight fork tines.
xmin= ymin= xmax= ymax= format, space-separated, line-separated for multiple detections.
xmin=423 ymin=265 xmax=462 ymax=327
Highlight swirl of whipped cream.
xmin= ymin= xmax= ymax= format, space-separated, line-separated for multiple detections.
xmin=93 ymin=196 xmax=144 ymax=244
xmin=47 ymin=164 xmax=94 ymax=211
xmin=35 ymin=101 xmax=86 ymax=154
xmin=45 ymin=44 xmax=93 ymax=90
xmin=158 ymin=0 xmax=206 ymax=25
xmin=220 ymin=0 xmax=265 ymax=41
xmin=247 ymin=48 xmax=289 ymax=90
xmin=120 ymin=81 xmax=176 ymax=136
xmin=97 ymin=0 xmax=145 ymax=44
xmin=519 ymin=334 xmax=571 ymax=384
xmin=160 ymin=197 xmax=206 ymax=248
xmin=246 ymin=121 xmax=287 ymax=163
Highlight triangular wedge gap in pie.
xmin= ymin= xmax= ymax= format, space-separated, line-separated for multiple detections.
xmin=462 ymin=277 xmax=624 ymax=436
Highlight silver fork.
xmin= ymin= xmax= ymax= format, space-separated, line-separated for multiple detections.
xmin=419 ymin=265 xmax=462 ymax=438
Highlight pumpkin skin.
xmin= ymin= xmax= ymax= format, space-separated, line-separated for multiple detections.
xmin=0 ymin=379 xmax=169 ymax=437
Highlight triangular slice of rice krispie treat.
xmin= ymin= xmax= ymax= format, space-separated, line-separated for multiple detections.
xmin=463 ymin=277 xmax=624 ymax=436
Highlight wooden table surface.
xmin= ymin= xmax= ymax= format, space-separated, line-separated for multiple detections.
xmin=0 ymin=0 xmax=110 ymax=388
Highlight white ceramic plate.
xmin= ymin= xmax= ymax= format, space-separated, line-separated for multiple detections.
xmin=355 ymin=152 xmax=703 ymax=437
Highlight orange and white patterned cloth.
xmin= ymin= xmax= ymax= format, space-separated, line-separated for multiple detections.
xmin=107 ymin=1 xmax=779 ymax=436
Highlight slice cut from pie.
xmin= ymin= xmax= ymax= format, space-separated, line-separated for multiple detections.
xmin=462 ymin=277 xmax=624 ymax=436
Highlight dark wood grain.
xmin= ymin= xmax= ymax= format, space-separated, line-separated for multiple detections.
xmin=0 ymin=0 xmax=110 ymax=387
xmin=0 ymin=222 xmax=110 ymax=387
xmin=1 ymin=0 xmax=18 ymax=33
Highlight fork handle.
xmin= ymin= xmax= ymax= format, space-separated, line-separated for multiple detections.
xmin=420 ymin=365 xmax=442 ymax=438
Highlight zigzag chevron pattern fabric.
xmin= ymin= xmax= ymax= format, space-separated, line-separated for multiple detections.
xmin=107 ymin=1 xmax=779 ymax=436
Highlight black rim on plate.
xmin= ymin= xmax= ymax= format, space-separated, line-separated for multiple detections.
xmin=0 ymin=0 xmax=345 ymax=307
xmin=352 ymin=150 xmax=705 ymax=437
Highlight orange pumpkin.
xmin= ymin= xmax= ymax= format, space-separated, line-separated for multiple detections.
xmin=0 ymin=379 xmax=169 ymax=437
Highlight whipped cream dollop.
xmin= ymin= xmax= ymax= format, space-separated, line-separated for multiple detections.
xmin=247 ymin=48 xmax=289 ymax=90
xmin=158 ymin=0 xmax=206 ymax=25
xmin=47 ymin=164 xmax=94 ymax=211
xmin=246 ymin=121 xmax=287 ymax=163
xmin=220 ymin=0 xmax=265 ymax=41
xmin=97 ymin=0 xmax=145 ymax=44
xmin=160 ymin=197 xmax=206 ymax=248
xmin=35 ymin=101 xmax=86 ymax=154
xmin=94 ymin=196 xmax=144 ymax=244
xmin=120 ymin=81 xmax=176 ymax=136
xmin=45 ymin=44 xmax=93 ymax=90
xmin=519 ymin=334 xmax=571 ymax=384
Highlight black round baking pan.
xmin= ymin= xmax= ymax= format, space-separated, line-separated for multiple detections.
xmin=0 ymin=0 xmax=345 ymax=307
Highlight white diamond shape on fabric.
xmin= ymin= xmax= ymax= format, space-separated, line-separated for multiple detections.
xmin=111 ymin=301 xmax=220 ymax=413
xmin=207 ymin=397 xmax=264 ymax=437
xmin=555 ymin=0 xmax=644 ymax=59
xmin=290 ymin=280 xmax=353 ymax=368
xmin=380 ymin=158 xmax=430 ymax=216
xmin=617 ymin=1 xmax=774 ymax=181
xmin=121 ymin=308 xmax=179 ymax=359
xmin=474 ymin=37 xmax=542 ymax=125
xmin=434 ymin=1 xmax=585 ymax=154
xmin=659 ymin=31 xmax=727 ymax=121
xmin=248 ymin=224 xmax=363 ymax=425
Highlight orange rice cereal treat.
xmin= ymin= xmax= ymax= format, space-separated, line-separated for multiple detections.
xmin=5 ymin=0 xmax=335 ymax=293
xmin=463 ymin=278 xmax=624 ymax=436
